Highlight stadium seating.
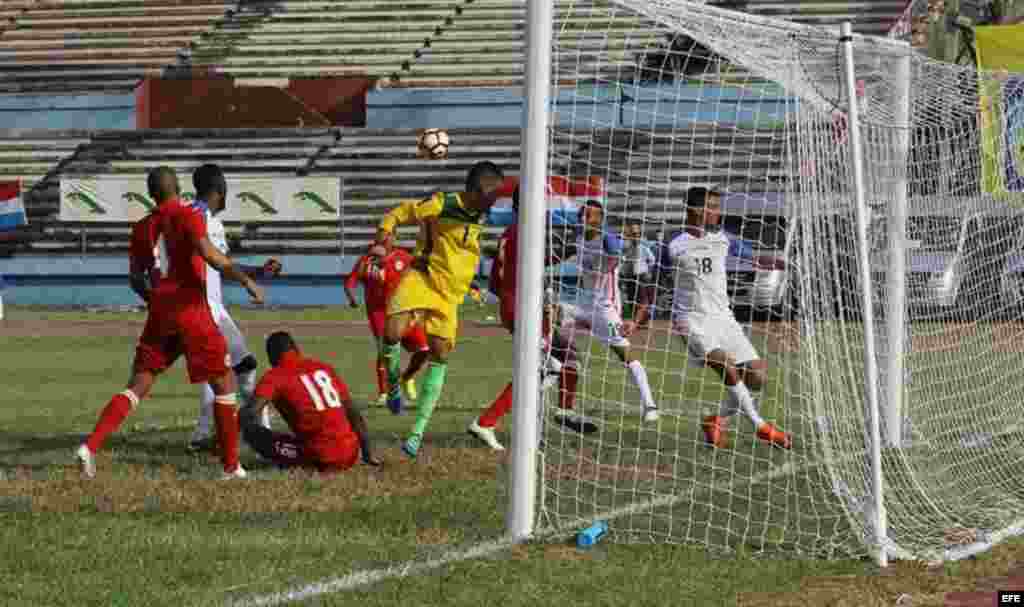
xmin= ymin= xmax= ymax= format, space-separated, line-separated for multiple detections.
xmin=0 ymin=0 xmax=907 ymax=93
xmin=0 ymin=0 xmax=235 ymax=93
xmin=742 ymin=0 xmax=908 ymax=36
xmin=1 ymin=126 xmax=784 ymax=254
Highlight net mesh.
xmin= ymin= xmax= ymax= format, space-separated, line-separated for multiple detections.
xmin=532 ymin=0 xmax=1024 ymax=562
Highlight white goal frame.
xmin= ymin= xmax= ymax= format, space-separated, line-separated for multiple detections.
xmin=507 ymin=2 xmax=915 ymax=567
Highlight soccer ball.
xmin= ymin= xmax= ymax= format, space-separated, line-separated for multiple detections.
xmin=417 ymin=128 xmax=450 ymax=160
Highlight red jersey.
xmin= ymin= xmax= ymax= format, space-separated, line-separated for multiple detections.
xmin=489 ymin=224 xmax=518 ymax=300
xmin=151 ymin=199 xmax=208 ymax=304
xmin=254 ymin=352 xmax=357 ymax=458
xmin=128 ymin=212 xmax=161 ymax=288
xmin=345 ymin=248 xmax=414 ymax=310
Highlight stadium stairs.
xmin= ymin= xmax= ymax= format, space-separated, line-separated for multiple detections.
xmin=0 ymin=126 xmax=785 ymax=256
xmin=740 ymin=0 xmax=909 ymax=36
xmin=0 ymin=0 xmax=238 ymax=94
xmin=0 ymin=0 xmax=908 ymax=94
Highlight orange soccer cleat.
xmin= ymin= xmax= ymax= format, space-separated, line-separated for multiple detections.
xmin=756 ymin=423 xmax=793 ymax=450
xmin=702 ymin=415 xmax=727 ymax=449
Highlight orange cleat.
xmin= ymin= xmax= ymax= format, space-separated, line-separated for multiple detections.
xmin=756 ymin=423 xmax=792 ymax=450
xmin=702 ymin=415 xmax=727 ymax=448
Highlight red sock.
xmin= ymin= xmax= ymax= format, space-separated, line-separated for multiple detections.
xmin=559 ymin=365 xmax=578 ymax=411
xmin=376 ymin=359 xmax=388 ymax=395
xmin=85 ymin=392 xmax=135 ymax=453
xmin=478 ymin=382 xmax=513 ymax=428
xmin=213 ymin=398 xmax=240 ymax=472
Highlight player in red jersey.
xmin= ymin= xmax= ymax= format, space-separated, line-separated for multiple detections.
xmin=239 ymin=331 xmax=379 ymax=472
xmin=128 ymin=211 xmax=162 ymax=301
xmin=344 ymin=242 xmax=429 ymax=408
xmin=75 ymin=166 xmax=265 ymax=479
xmin=467 ymin=186 xmax=596 ymax=452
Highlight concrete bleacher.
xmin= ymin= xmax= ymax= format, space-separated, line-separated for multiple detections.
xmin=0 ymin=0 xmax=907 ymax=94
xmin=2 ymin=126 xmax=786 ymax=255
xmin=0 ymin=0 xmax=234 ymax=93
xmin=741 ymin=0 xmax=907 ymax=36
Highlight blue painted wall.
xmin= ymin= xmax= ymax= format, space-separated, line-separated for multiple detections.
xmin=0 ymin=94 xmax=136 ymax=130
xmin=0 ymin=84 xmax=790 ymax=131
xmin=368 ymin=83 xmax=792 ymax=129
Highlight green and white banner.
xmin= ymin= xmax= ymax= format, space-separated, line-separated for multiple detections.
xmin=60 ymin=176 xmax=340 ymax=222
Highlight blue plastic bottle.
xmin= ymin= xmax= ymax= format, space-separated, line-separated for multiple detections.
xmin=576 ymin=520 xmax=608 ymax=548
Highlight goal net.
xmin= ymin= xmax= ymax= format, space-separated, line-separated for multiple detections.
xmin=525 ymin=0 xmax=1024 ymax=563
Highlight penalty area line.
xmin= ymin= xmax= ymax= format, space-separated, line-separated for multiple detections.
xmin=226 ymin=457 xmax=818 ymax=607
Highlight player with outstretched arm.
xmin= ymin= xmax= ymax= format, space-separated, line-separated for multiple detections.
xmin=238 ymin=331 xmax=380 ymax=473
xmin=374 ymin=161 xmax=505 ymax=458
xmin=558 ymin=199 xmax=661 ymax=423
xmin=76 ymin=166 xmax=264 ymax=479
xmin=185 ymin=164 xmax=283 ymax=452
xmin=343 ymin=242 xmax=430 ymax=407
xmin=665 ymin=186 xmax=791 ymax=449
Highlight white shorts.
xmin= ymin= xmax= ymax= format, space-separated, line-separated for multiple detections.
xmin=209 ymin=302 xmax=252 ymax=367
xmin=559 ymin=302 xmax=630 ymax=348
xmin=673 ymin=315 xmax=758 ymax=368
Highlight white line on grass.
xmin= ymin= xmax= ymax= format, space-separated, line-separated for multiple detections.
xmin=225 ymin=458 xmax=815 ymax=607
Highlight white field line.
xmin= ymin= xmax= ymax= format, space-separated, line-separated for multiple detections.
xmin=225 ymin=457 xmax=818 ymax=607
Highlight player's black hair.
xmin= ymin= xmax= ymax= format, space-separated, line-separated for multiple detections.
xmin=193 ymin=163 xmax=227 ymax=199
xmin=465 ymin=161 xmax=504 ymax=193
xmin=685 ymin=186 xmax=720 ymax=208
xmin=577 ymin=199 xmax=604 ymax=223
xmin=266 ymin=331 xmax=298 ymax=367
xmin=146 ymin=165 xmax=179 ymax=203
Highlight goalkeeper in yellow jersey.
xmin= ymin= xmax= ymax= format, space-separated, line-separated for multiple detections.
xmin=375 ymin=161 xmax=505 ymax=458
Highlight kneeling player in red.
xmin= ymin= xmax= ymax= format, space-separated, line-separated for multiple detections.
xmin=239 ymin=331 xmax=380 ymax=473
xmin=344 ymin=242 xmax=430 ymax=409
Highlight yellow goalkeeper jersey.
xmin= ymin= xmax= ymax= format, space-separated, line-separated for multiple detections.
xmin=379 ymin=191 xmax=485 ymax=302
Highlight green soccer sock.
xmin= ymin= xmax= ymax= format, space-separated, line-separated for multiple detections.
xmin=383 ymin=341 xmax=402 ymax=396
xmin=411 ymin=361 xmax=448 ymax=436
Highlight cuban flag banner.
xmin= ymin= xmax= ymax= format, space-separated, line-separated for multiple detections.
xmin=0 ymin=180 xmax=26 ymax=232
xmin=487 ymin=175 xmax=605 ymax=227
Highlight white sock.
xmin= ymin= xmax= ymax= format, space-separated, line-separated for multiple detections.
xmin=627 ymin=360 xmax=657 ymax=411
xmin=237 ymin=370 xmax=269 ymax=429
xmin=726 ymin=383 xmax=764 ymax=429
xmin=196 ymin=384 xmax=215 ymax=437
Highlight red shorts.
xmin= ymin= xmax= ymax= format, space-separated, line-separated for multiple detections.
xmin=307 ymin=436 xmax=360 ymax=474
xmin=499 ymin=293 xmax=552 ymax=338
xmin=499 ymin=295 xmax=516 ymax=334
xmin=368 ymin=308 xmax=429 ymax=352
xmin=133 ymin=300 xmax=229 ymax=384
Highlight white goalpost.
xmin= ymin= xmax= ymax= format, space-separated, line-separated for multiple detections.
xmin=506 ymin=0 xmax=1024 ymax=566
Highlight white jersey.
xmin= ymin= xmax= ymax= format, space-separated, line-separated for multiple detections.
xmin=667 ymin=230 xmax=733 ymax=322
xmin=575 ymin=231 xmax=623 ymax=311
xmin=204 ymin=208 xmax=228 ymax=306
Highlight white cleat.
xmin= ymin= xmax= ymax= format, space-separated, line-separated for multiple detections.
xmin=642 ymin=407 xmax=661 ymax=424
xmin=75 ymin=444 xmax=96 ymax=478
xmin=468 ymin=420 xmax=506 ymax=451
xmin=220 ymin=465 xmax=248 ymax=480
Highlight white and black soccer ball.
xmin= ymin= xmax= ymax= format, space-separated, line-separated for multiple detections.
xmin=417 ymin=128 xmax=450 ymax=160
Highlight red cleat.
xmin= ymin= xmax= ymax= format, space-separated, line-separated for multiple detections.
xmin=702 ymin=415 xmax=727 ymax=448
xmin=756 ymin=423 xmax=792 ymax=450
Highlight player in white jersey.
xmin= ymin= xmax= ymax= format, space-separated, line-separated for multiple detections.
xmin=188 ymin=164 xmax=282 ymax=451
xmin=559 ymin=200 xmax=660 ymax=423
xmin=666 ymin=187 xmax=790 ymax=449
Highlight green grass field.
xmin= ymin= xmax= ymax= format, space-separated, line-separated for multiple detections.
xmin=2 ymin=306 xmax=1023 ymax=607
